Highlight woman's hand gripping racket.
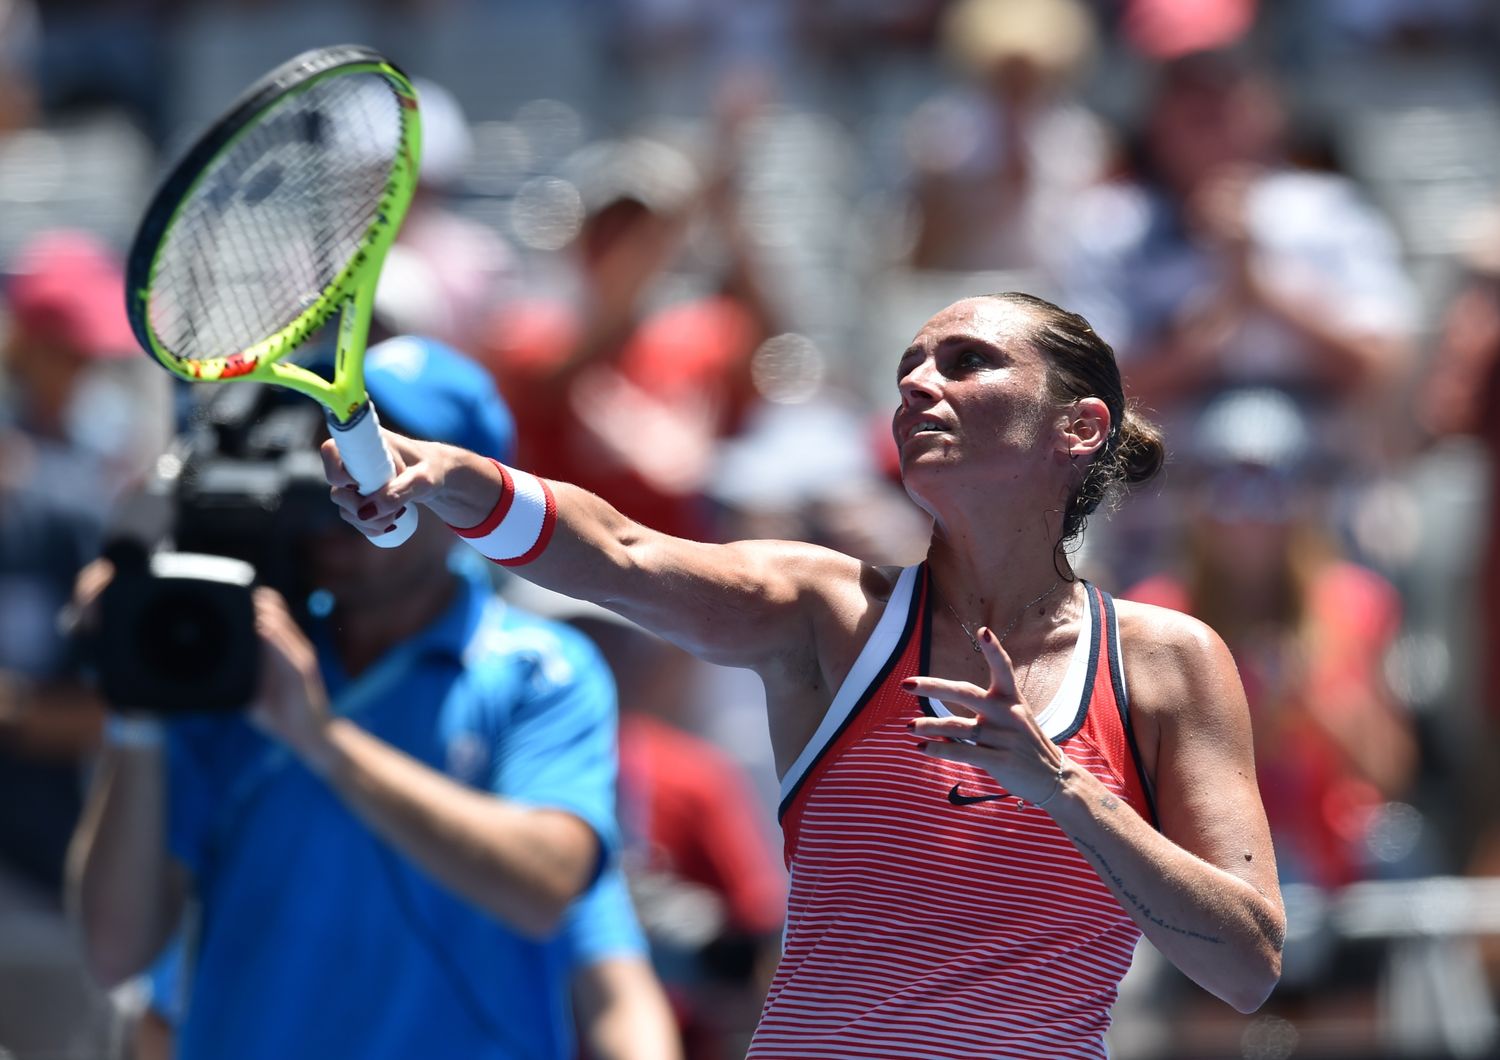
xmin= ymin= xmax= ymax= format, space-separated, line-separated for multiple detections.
xmin=126 ymin=44 xmax=422 ymax=546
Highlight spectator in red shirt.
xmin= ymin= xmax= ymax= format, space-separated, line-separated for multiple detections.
xmin=1127 ymin=389 xmax=1416 ymax=889
xmin=484 ymin=136 xmax=774 ymax=542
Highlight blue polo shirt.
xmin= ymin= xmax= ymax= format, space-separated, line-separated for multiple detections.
xmin=563 ymin=866 xmax=647 ymax=970
xmin=165 ymin=572 xmax=619 ymax=1060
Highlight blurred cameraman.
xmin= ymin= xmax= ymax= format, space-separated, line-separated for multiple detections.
xmin=68 ymin=338 xmax=677 ymax=1060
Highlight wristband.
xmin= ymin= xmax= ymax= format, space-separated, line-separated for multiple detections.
xmin=104 ymin=714 xmax=165 ymax=749
xmin=448 ymin=460 xmax=557 ymax=566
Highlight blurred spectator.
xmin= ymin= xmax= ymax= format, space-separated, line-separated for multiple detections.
xmin=1321 ymin=0 xmax=1492 ymax=52
xmin=1118 ymin=0 xmax=1257 ymax=61
xmin=68 ymin=339 xmax=662 ymax=1060
xmin=1420 ymin=211 xmax=1500 ymax=943
xmin=0 ymin=0 xmax=39 ymax=133
xmin=903 ymin=0 xmax=1111 ymax=274
xmin=1064 ymin=49 xmax=1417 ymax=454
xmin=3 ymin=229 xmax=171 ymax=491
xmin=593 ymin=0 xmax=793 ymax=120
xmin=484 ymin=135 xmax=774 ymax=542
xmin=0 ymin=228 xmax=163 ymax=1060
xmin=1422 ymin=210 xmax=1500 ymax=731
xmin=1127 ymin=389 xmax=1418 ymax=891
xmin=33 ymin=0 xmax=180 ymax=143
xmin=710 ymin=396 xmax=931 ymax=568
xmin=374 ymin=77 xmax=519 ymax=357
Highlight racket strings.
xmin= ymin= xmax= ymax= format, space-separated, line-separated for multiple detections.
xmin=148 ymin=72 xmax=405 ymax=364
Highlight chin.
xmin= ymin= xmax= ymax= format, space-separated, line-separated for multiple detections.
xmin=897 ymin=468 xmax=943 ymax=520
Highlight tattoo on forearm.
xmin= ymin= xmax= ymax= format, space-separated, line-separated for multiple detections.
xmin=1072 ymin=836 xmax=1226 ymax=946
xmin=1099 ymin=794 xmax=1119 ymax=811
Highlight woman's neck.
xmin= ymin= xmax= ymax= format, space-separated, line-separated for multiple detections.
xmin=925 ymin=517 xmax=1073 ymax=639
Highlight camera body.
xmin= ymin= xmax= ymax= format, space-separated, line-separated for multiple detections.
xmin=95 ymin=387 xmax=337 ymax=712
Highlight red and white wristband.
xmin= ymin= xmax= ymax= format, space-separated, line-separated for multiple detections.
xmin=447 ymin=460 xmax=558 ymax=566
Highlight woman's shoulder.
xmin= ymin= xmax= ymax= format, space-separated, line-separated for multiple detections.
xmin=1112 ymin=595 xmax=1224 ymax=659
xmin=726 ymin=541 xmax=909 ymax=665
xmin=730 ymin=539 xmax=902 ymax=599
xmin=1110 ymin=595 xmax=1241 ymax=720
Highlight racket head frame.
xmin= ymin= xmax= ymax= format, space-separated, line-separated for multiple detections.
xmin=125 ymin=44 xmax=422 ymax=424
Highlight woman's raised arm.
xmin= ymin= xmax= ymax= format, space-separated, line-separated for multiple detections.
xmin=322 ymin=432 xmax=866 ymax=672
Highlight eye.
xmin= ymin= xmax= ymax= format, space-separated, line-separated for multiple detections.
xmin=954 ymin=348 xmax=987 ymax=370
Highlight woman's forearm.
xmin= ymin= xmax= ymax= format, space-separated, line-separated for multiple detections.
xmin=1050 ymin=767 xmax=1284 ymax=1012
xmin=344 ymin=434 xmax=841 ymax=670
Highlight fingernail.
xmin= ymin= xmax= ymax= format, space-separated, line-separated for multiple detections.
xmin=357 ymin=502 xmax=377 ymax=520
xmin=394 ymin=506 xmax=407 ymax=518
xmin=979 ymin=627 xmax=993 ymax=641
xmin=383 ymin=524 xmax=397 ymax=534
xmin=905 ymin=721 xmax=915 ymax=733
xmin=900 ymin=677 xmax=916 ymax=688
xmin=914 ymin=741 xmax=928 ymax=752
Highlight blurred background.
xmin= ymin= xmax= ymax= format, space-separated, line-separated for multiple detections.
xmin=4 ymin=0 xmax=1500 ymax=1058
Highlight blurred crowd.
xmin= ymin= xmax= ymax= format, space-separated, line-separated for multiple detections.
xmin=5 ymin=0 xmax=1500 ymax=1057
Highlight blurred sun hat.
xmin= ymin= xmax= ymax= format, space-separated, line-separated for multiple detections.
xmin=1191 ymin=387 xmax=1311 ymax=471
xmin=412 ymin=77 xmax=473 ymax=190
xmin=941 ymin=0 xmax=1098 ymax=81
xmin=364 ymin=335 xmax=515 ymax=463
xmin=1189 ymin=388 xmax=1316 ymax=523
xmin=566 ymin=137 xmax=699 ymax=218
xmin=6 ymin=229 xmax=136 ymax=358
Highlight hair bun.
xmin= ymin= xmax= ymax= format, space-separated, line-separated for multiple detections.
xmin=1116 ymin=406 xmax=1166 ymax=485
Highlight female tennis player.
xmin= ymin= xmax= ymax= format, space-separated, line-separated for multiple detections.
xmin=327 ymin=292 xmax=1284 ymax=1058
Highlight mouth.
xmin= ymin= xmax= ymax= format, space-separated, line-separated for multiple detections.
xmin=902 ymin=418 xmax=951 ymax=445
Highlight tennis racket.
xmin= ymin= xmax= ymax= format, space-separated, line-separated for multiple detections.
xmin=126 ymin=44 xmax=422 ymax=546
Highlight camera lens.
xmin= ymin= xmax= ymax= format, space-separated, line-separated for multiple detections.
xmin=136 ymin=586 xmax=231 ymax=683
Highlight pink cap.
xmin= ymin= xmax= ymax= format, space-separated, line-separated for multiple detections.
xmin=1122 ymin=0 xmax=1256 ymax=60
xmin=7 ymin=230 xmax=137 ymax=359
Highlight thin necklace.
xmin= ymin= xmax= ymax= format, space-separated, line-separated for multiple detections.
xmin=945 ymin=577 xmax=1063 ymax=654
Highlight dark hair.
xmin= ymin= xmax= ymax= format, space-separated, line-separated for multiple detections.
xmin=989 ymin=292 xmax=1166 ymax=544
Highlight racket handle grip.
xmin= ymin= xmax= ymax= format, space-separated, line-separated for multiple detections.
xmin=327 ymin=402 xmax=419 ymax=549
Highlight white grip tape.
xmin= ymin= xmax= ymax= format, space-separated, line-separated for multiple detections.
xmin=329 ymin=403 xmax=419 ymax=548
xmin=450 ymin=462 xmax=556 ymax=565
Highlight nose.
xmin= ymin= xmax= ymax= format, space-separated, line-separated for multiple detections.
xmin=897 ymin=356 xmax=940 ymax=409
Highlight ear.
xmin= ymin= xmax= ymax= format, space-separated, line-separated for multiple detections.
xmin=1057 ymin=397 xmax=1111 ymax=458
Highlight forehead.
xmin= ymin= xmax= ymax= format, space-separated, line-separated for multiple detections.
xmin=909 ymin=297 xmax=1035 ymax=350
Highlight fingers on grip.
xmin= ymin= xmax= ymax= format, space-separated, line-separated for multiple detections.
xmin=367 ymin=504 xmax=418 ymax=548
xmin=326 ymin=403 xmax=417 ymax=547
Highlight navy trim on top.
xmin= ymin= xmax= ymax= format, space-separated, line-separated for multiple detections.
xmin=920 ymin=577 xmax=1098 ymax=748
xmin=1051 ymin=583 xmax=1099 ymax=744
xmin=776 ymin=565 xmax=928 ymax=822
xmin=1100 ymin=589 xmax=1160 ymax=829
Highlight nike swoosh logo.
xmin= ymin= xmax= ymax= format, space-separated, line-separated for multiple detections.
xmin=947 ymin=784 xmax=1008 ymax=806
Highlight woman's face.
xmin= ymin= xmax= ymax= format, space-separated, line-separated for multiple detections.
xmin=891 ymin=298 xmax=1059 ymax=508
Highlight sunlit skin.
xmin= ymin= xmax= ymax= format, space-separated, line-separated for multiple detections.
xmin=319 ymin=295 xmax=1287 ymax=1015
xmin=892 ymin=298 xmax=1110 ymax=694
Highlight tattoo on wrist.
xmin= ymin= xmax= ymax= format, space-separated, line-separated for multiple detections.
xmin=1073 ymin=836 xmax=1225 ymax=946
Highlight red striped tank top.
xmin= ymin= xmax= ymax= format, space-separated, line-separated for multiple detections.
xmin=750 ymin=564 xmax=1156 ymax=1060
